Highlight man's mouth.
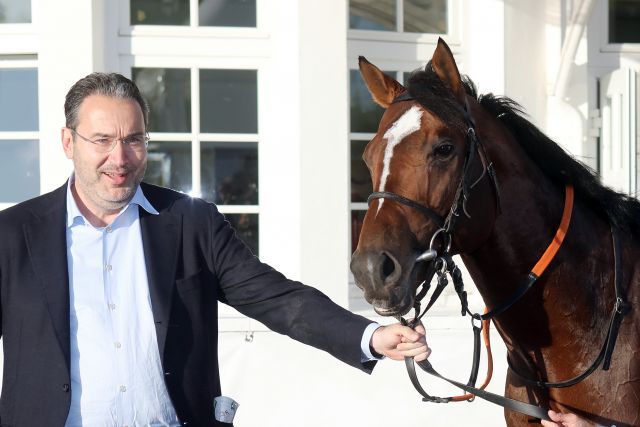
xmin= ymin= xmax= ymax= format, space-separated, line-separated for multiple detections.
xmin=103 ymin=171 xmax=129 ymax=185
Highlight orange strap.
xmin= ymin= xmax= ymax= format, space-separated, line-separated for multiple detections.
xmin=448 ymin=186 xmax=574 ymax=402
xmin=531 ymin=185 xmax=574 ymax=277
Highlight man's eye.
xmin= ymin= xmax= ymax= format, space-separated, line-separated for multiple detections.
xmin=125 ymin=137 xmax=144 ymax=145
xmin=96 ymin=138 xmax=112 ymax=145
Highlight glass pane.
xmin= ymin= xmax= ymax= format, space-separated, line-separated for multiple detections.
xmin=199 ymin=0 xmax=256 ymax=27
xmin=403 ymin=0 xmax=447 ymax=33
xmin=609 ymin=0 xmax=640 ymax=43
xmin=145 ymin=140 xmax=192 ymax=194
xmin=351 ymin=210 xmax=367 ymax=253
xmin=0 ymin=140 xmax=39 ymax=202
xmin=201 ymin=141 xmax=258 ymax=205
xmin=225 ymin=213 xmax=259 ymax=255
xmin=133 ymin=68 xmax=191 ymax=133
xmin=350 ymin=69 xmax=386 ymax=133
xmin=351 ymin=140 xmax=372 ymax=203
xmin=131 ymin=0 xmax=189 ymax=25
xmin=0 ymin=68 xmax=38 ymax=131
xmin=0 ymin=0 xmax=30 ymax=23
xmin=350 ymin=0 xmax=396 ymax=31
xmin=200 ymin=69 xmax=257 ymax=133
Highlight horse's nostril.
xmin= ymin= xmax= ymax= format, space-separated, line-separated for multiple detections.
xmin=381 ymin=252 xmax=397 ymax=280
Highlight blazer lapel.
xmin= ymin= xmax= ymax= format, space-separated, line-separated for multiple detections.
xmin=23 ymin=185 xmax=71 ymax=370
xmin=139 ymin=206 xmax=181 ymax=362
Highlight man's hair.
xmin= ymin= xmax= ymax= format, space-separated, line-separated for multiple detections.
xmin=64 ymin=72 xmax=150 ymax=129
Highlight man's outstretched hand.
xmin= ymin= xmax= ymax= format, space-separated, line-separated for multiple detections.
xmin=370 ymin=322 xmax=431 ymax=362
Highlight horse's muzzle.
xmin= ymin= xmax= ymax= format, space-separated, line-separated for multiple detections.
xmin=350 ymin=249 xmax=415 ymax=315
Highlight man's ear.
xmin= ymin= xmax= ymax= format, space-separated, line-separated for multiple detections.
xmin=61 ymin=128 xmax=74 ymax=159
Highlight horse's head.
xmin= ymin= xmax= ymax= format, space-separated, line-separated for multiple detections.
xmin=350 ymin=39 xmax=499 ymax=317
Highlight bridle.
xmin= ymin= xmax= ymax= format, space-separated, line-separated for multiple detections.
xmin=368 ymin=91 xmax=501 ymax=250
xmin=368 ymin=91 xmax=502 ymax=327
xmin=366 ymin=92 xmax=631 ymax=421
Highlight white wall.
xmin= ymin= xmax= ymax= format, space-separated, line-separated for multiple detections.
xmin=219 ymin=316 xmax=509 ymax=427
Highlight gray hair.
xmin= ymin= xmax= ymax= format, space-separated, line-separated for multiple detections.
xmin=64 ymin=72 xmax=149 ymax=129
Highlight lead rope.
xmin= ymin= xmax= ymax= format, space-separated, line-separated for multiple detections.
xmin=398 ymin=255 xmax=496 ymax=404
xmin=400 ymin=254 xmax=551 ymax=420
xmin=398 ymin=185 xmax=577 ymax=421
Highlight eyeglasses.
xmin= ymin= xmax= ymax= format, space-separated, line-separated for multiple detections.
xmin=69 ymin=128 xmax=150 ymax=153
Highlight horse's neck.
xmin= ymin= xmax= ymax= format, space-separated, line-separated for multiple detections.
xmin=461 ymin=176 xmax=615 ymax=380
xmin=460 ymin=112 xmax=615 ymax=367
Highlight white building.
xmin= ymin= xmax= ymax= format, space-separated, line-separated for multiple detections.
xmin=0 ymin=0 xmax=638 ymax=425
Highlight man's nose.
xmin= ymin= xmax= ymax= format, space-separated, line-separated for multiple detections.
xmin=108 ymin=140 xmax=129 ymax=164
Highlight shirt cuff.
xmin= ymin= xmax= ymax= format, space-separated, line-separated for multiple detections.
xmin=360 ymin=322 xmax=384 ymax=362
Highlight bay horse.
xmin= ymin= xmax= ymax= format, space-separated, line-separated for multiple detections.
xmin=350 ymin=38 xmax=639 ymax=426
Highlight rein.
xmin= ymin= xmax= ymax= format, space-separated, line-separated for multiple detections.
xmin=368 ymin=93 xmax=632 ymax=421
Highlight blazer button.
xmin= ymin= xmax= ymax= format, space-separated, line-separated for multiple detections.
xmin=62 ymin=383 xmax=70 ymax=392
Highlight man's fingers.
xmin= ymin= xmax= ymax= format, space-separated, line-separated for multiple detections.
xmin=413 ymin=347 xmax=432 ymax=362
xmin=372 ymin=321 xmax=430 ymax=362
xmin=397 ymin=325 xmax=425 ymax=343
xmin=396 ymin=339 xmax=431 ymax=361
xmin=547 ymin=410 xmax=562 ymax=422
xmin=397 ymin=341 xmax=426 ymax=351
xmin=398 ymin=327 xmax=421 ymax=342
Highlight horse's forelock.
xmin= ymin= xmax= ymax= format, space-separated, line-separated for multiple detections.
xmin=404 ymin=64 xmax=472 ymax=134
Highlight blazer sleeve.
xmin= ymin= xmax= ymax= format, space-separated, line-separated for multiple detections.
xmin=206 ymin=204 xmax=375 ymax=373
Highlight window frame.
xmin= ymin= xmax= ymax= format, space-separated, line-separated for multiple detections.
xmin=120 ymin=0 xmax=263 ymax=37
xmin=0 ymin=55 xmax=39 ymax=209
xmin=347 ymin=0 xmax=460 ymax=45
xmin=599 ymin=0 xmax=640 ymax=53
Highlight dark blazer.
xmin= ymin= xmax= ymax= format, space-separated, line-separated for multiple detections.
xmin=0 ymin=182 xmax=374 ymax=426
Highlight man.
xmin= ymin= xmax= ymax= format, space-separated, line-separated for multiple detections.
xmin=0 ymin=73 xmax=429 ymax=426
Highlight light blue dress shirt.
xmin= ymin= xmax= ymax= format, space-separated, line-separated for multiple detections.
xmin=64 ymin=181 xmax=380 ymax=426
xmin=65 ymin=182 xmax=180 ymax=427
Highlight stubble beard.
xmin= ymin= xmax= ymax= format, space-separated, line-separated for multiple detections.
xmin=75 ymin=161 xmax=146 ymax=214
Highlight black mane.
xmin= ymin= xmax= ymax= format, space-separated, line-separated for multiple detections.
xmin=405 ymin=64 xmax=640 ymax=237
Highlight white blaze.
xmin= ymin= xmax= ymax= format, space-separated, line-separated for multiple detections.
xmin=377 ymin=105 xmax=423 ymax=213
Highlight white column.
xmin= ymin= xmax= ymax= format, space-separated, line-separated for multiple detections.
xmin=464 ymin=0 xmax=505 ymax=96
xmin=257 ymin=0 xmax=303 ymax=280
xmin=296 ymin=1 xmax=350 ymax=305
xmin=36 ymin=0 xmax=117 ymax=193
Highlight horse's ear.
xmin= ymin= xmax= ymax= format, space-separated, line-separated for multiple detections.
xmin=358 ymin=56 xmax=406 ymax=108
xmin=431 ymin=38 xmax=466 ymax=105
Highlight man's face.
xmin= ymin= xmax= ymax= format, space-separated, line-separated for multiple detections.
xmin=61 ymin=95 xmax=147 ymax=215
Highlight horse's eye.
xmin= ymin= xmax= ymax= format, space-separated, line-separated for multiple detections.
xmin=434 ymin=143 xmax=454 ymax=157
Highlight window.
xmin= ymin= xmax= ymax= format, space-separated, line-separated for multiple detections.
xmin=0 ymin=0 xmax=31 ymax=23
xmin=0 ymin=65 xmax=39 ymax=203
xmin=349 ymin=0 xmax=447 ymax=33
xmin=134 ymin=67 xmax=259 ymax=254
xmin=609 ymin=0 xmax=640 ymax=43
xmin=130 ymin=0 xmax=256 ymax=27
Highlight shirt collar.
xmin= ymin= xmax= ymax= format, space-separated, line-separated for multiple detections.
xmin=66 ymin=175 xmax=159 ymax=228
